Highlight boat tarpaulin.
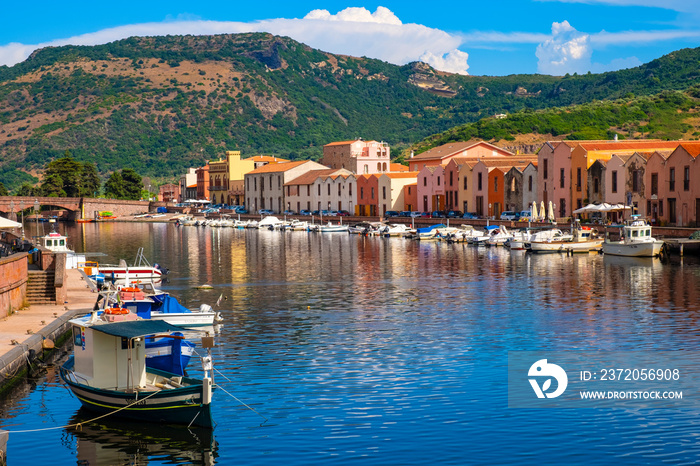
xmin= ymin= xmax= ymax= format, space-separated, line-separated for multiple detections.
xmin=91 ymin=320 xmax=189 ymax=339
xmin=160 ymin=295 xmax=191 ymax=314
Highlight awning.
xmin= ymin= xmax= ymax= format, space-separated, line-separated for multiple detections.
xmin=0 ymin=216 xmax=22 ymax=229
xmin=90 ymin=320 xmax=189 ymax=338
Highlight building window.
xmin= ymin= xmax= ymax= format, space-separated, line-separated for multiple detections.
xmin=494 ymin=177 xmax=498 ymax=193
xmin=423 ymin=177 xmax=427 ymax=187
xmin=338 ymin=184 xmax=341 ymax=195
xmin=307 ymin=185 xmax=310 ymax=196
xmin=669 ymin=168 xmax=675 ymax=191
xmin=684 ymin=166 xmax=690 ymax=191
xmin=560 ymin=168 xmax=565 ymax=188
xmin=611 ymin=171 xmax=618 ymax=193
xmin=278 ymin=175 xmax=281 ymax=188
xmin=318 ymin=185 xmax=321 ymax=195
xmin=360 ymin=187 xmax=364 ymax=199
xmin=510 ymin=177 xmax=516 ymax=192
xmin=349 ymin=183 xmax=352 ymax=195
xmin=371 ymin=187 xmax=375 ymax=199
xmin=632 ymin=170 xmax=641 ymax=193
xmin=594 ymin=177 xmax=599 ymax=194
xmin=543 ymin=159 xmax=548 ymax=179
xmin=254 ymin=178 xmax=257 ymax=191
xmin=269 ymin=176 xmax=272 ymax=189
xmin=382 ymin=186 xmax=386 ymax=199
xmin=449 ymin=171 xmax=454 ymax=186
xmin=528 ymin=176 xmax=532 ymax=192
xmin=478 ymin=173 xmax=483 ymax=191
xmin=464 ymin=176 xmax=468 ymax=190
xmin=576 ymin=168 xmax=581 ymax=191
xmin=437 ymin=176 xmax=441 ymax=186
xmin=651 ymin=173 xmax=658 ymax=196
xmin=328 ymin=184 xmax=331 ymax=195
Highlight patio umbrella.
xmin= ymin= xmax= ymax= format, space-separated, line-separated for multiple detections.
xmin=0 ymin=216 xmax=22 ymax=229
xmin=531 ymin=202 xmax=538 ymax=221
xmin=540 ymin=201 xmax=545 ymax=222
xmin=547 ymin=201 xmax=555 ymax=222
xmin=572 ymin=203 xmax=597 ymax=214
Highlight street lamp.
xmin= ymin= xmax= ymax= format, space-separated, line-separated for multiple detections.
xmin=19 ymin=200 xmax=24 ymax=239
xmin=34 ymin=199 xmax=39 ymax=226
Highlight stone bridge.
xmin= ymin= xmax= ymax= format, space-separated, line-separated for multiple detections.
xmin=0 ymin=196 xmax=163 ymax=220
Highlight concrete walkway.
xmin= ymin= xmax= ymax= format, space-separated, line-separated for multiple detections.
xmin=0 ymin=268 xmax=96 ymax=355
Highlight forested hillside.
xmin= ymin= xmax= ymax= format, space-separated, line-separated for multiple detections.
xmin=1 ymin=32 xmax=700 ymax=191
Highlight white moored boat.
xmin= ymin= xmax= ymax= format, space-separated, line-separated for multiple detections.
xmin=602 ymin=216 xmax=664 ymax=257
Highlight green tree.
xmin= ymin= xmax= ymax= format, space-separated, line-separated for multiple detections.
xmin=103 ymin=171 xmax=126 ymax=199
xmin=121 ymin=168 xmax=143 ymax=200
xmin=0 ymin=181 xmax=8 ymax=196
xmin=16 ymin=182 xmax=38 ymax=196
xmin=41 ymin=173 xmax=66 ymax=197
xmin=80 ymin=162 xmax=101 ymax=197
xmin=43 ymin=152 xmax=82 ymax=197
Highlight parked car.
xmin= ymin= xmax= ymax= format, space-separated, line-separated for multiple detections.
xmin=399 ymin=211 xmax=412 ymax=217
xmin=283 ymin=210 xmax=297 ymax=215
xmin=409 ymin=211 xmax=422 ymax=218
xmin=337 ymin=210 xmax=351 ymax=216
xmin=518 ymin=211 xmax=532 ymax=221
xmin=500 ymin=211 xmax=518 ymax=220
xmin=300 ymin=209 xmax=312 ymax=216
xmin=311 ymin=210 xmax=320 ymax=216
xmin=258 ymin=209 xmax=275 ymax=215
xmin=385 ymin=211 xmax=400 ymax=217
xmin=462 ymin=212 xmax=479 ymax=219
xmin=432 ymin=211 xmax=447 ymax=218
xmin=322 ymin=210 xmax=335 ymax=216
xmin=421 ymin=212 xmax=433 ymax=218
xmin=446 ymin=210 xmax=463 ymax=218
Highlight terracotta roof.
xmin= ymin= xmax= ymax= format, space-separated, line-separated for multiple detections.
xmin=324 ymin=140 xmax=363 ymax=147
xmin=285 ymin=169 xmax=343 ymax=186
xmin=382 ymin=172 xmax=419 ymax=179
xmin=390 ymin=163 xmax=408 ymax=172
xmin=411 ymin=140 xmax=511 ymax=161
xmin=248 ymin=160 xmax=309 ymax=174
xmin=678 ymin=142 xmax=700 ymax=158
xmin=578 ymin=140 xmax=679 ymax=151
xmin=247 ymin=155 xmax=290 ymax=163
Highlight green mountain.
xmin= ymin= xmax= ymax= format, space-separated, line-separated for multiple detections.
xmin=1 ymin=32 xmax=700 ymax=190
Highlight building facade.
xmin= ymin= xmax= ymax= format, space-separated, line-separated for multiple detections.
xmin=322 ymin=139 xmax=391 ymax=175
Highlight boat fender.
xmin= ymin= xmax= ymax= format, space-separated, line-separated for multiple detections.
xmin=105 ymin=307 xmax=129 ymax=315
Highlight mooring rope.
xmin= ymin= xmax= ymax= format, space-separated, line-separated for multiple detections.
xmin=3 ymin=388 xmax=163 ymax=434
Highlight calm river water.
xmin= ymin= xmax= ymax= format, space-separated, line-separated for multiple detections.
xmin=3 ymin=221 xmax=700 ymax=465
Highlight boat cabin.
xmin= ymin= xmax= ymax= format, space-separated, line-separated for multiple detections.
xmin=70 ymin=318 xmax=187 ymax=390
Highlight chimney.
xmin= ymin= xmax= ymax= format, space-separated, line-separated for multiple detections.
xmin=614 ymin=134 xmax=618 ymax=141
xmin=410 ymin=151 xmax=414 ymax=159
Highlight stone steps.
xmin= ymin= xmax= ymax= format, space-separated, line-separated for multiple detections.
xmin=27 ymin=270 xmax=56 ymax=304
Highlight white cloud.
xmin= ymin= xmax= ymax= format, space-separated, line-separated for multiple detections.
xmin=0 ymin=7 xmax=469 ymax=75
xmin=536 ymin=20 xmax=592 ymax=75
xmin=420 ymin=50 xmax=470 ymax=75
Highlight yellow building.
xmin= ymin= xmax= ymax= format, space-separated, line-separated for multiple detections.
xmin=208 ymin=150 xmax=256 ymax=206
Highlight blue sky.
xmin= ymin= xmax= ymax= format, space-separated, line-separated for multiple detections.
xmin=2 ymin=1 xmax=700 ymax=76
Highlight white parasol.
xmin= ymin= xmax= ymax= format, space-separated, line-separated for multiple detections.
xmin=0 ymin=216 xmax=22 ymax=229
xmin=547 ymin=201 xmax=555 ymax=222
xmin=540 ymin=201 xmax=545 ymax=222
xmin=531 ymin=202 xmax=539 ymax=221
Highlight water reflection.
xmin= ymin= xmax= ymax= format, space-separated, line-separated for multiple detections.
xmin=68 ymin=409 xmax=217 ymax=465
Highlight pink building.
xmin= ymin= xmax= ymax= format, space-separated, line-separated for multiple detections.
xmin=417 ymin=165 xmax=445 ymax=212
xmin=408 ymin=140 xmax=512 ymax=172
xmin=322 ymin=139 xmax=390 ymax=175
xmin=657 ymin=143 xmax=700 ymax=226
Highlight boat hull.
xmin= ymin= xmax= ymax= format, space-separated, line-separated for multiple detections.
xmin=60 ymin=357 xmax=213 ymax=428
xmin=602 ymin=240 xmax=664 ymax=257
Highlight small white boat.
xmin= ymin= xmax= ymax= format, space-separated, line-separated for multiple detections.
xmin=602 ymin=216 xmax=664 ymax=257
xmin=382 ymin=223 xmax=414 ymax=237
xmin=317 ymin=222 xmax=349 ymax=233
xmin=40 ymin=225 xmax=86 ymax=269
xmin=468 ymin=225 xmax=501 ymax=245
xmin=89 ymin=248 xmax=167 ymax=284
xmin=444 ymin=225 xmax=480 ymax=243
xmin=486 ymin=225 xmax=514 ymax=247
xmin=258 ymin=216 xmax=284 ymax=230
xmin=528 ymin=223 xmax=602 ymax=253
xmin=284 ymin=219 xmax=309 ymax=231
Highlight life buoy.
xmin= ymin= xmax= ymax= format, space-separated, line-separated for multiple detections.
xmin=121 ymin=287 xmax=140 ymax=293
xmin=105 ymin=307 xmax=129 ymax=315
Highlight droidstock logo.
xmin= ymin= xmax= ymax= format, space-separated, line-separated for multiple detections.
xmin=528 ymin=359 xmax=568 ymax=399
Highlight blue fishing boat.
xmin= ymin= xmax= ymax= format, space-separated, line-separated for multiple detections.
xmin=144 ymin=332 xmax=195 ymax=376
xmin=60 ymin=317 xmax=215 ymax=428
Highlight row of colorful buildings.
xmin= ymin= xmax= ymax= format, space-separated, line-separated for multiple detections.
xmin=160 ymin=137 xmax=700 ymax=227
